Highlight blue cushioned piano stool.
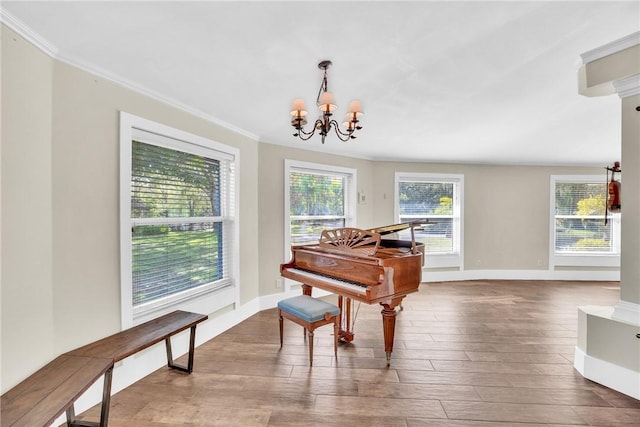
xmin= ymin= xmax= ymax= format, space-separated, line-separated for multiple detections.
xmin=278 ymin=295 xmax=340 ymax=366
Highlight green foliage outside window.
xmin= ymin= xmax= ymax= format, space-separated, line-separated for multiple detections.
xmin=555 ymin=182 xmax=614 ymax=253
xmin=289 ymin=171 xmax=346 ymax=243
xmin=398 ymin=181 xmax=456 ymax=253
xmin=131 ymin=141 xmax=223 ymax=306
xmin=289 ymin=172 xmax=344 ymax=216
xmin=574 ymin=194 xmax=605 ymax=216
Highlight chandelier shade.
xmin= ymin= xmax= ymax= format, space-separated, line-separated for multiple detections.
xmin=290 ymin=99 xmax=308 ymax=117
xmin=290 ymin=60 xmax=363 ymax=144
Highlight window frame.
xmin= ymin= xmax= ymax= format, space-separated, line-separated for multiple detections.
xmin=120 ymin=112 xmax=239 ymax=328
xmin=549 ymin=174 xmax=620 ymax=268
xmin=283 ymin=159 xmax=356 ymax=290
xmin=394 ymin=172 xmax=464 ymax=269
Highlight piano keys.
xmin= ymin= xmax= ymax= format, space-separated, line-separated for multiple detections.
xmin=280 ymin=222 xmax=425 ymax=366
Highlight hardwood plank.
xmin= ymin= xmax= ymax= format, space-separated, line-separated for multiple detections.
xmin=290 ymin=366 xmax=400 ymax=383
xmin=314 ymin=395 xmax=447 ymax=418
xmin=474 ymin=386 xmax=613 ymax=406
xmin=408 ymin=420 xmax=581 ymax=427
xmin=357 ymin=382 xmax=482 ymax=402
xmin=397 ymin=370 xmax=514 ymax=387
xmin=440 ymin=401 xmax=587 ymax=424
xmin=431 ymin=360 xmax=548 ymax=375
xmin=268 ymin=412 xmax=410 ymax=426
xmin=132 ymin=400 xmax=271 ymax=426
xmin=571 ymin=405 xmax=640 ymax=425
xmin=465 ymin=351 xmax=570 ymax=363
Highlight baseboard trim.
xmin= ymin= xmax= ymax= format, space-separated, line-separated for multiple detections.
xmin=422 ymin=269 xmax=619 ymax=282
xmin=574 ymin=347 xmax=640 ymax=400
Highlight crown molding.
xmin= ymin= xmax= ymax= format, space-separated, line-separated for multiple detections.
xmin=55 ymin=52 xmax=259 ymax=140
xmin=581 ymin=31 xmax=640 ymax=65
xmin=1 ymin=7 xmax=259 ymax=142
xmin=613 ymin=74 xmax=640 ymax=98
xmin=0 ymin=8 xmax=58 ymax=57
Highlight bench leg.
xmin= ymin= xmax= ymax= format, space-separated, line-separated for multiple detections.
xmin=66 ymin=405 xmax=77 ymax=427
xmin=66 ymin=366 xmax=113 ymax=427
xmin=99 ymin=366 xmax=113 ymax=426
xmin=165 ymin=325 xmax=197 ymax=373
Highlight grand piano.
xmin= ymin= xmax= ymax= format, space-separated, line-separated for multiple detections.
xmin=280 ymin=222 xmax=425 ymax=365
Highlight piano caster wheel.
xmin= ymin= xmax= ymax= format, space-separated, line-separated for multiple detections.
xmin=386 ymin=353 xmax=391 ymax=367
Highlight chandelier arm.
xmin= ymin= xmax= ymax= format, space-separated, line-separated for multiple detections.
xmin=329 ymin=120 xmax=354 ymax=142
xmin=295 ymin=127 xmax=316 ymax=141
xmin=294 ymin=119 xmax=324 ymax=141
xmin=296 ymin=132 xmax=316 ymax=141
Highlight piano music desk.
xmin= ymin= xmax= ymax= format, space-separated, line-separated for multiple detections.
xmin=277 ymin=295 xmax=340 ymax=366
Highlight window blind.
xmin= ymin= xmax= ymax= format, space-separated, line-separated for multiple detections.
xmin=397 ymin=179 xmax=459 ymax=254
xmin=554 ymin=181 xmax=614 ymax=253
xmin=131 ymin=140 xmax=234 ymax=309
xmin=289 ymin=170 xmax=347 ymax=244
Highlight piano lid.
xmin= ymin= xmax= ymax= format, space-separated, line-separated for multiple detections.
xmin=367 ymin=220 xmax=430 ymax=236
xmin=312 ymin=221 xmax=428 ymax=257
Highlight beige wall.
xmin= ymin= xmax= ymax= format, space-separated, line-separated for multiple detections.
xmin=1 ymin=25 xmax=55 ymax=389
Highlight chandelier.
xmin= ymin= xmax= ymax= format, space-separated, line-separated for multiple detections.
xmin=290 ymin=60 xmax=363 ymax=144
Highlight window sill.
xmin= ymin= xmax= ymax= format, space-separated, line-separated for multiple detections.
xmin=551 ymin=253 xmax=620 ymax=268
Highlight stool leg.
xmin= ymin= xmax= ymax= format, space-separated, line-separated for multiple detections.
xmin=279 ymin=310 xmax=284 ymax=348
xmin=308 ymin=329 xmax=314 ymax=366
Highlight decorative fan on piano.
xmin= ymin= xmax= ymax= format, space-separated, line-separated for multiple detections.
xmin=319 ymin=228 xmax=381 ymax=256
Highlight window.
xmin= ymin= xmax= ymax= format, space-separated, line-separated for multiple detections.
xmin=120 ymin=112 xmax=238 ymax=326
xmin=551 ymin=175 xmax=620 ymax=267
xmin=395 ymin=173 xmax=463 ymax=268
xmin=284 ymin=159 xmax=356 ymax=259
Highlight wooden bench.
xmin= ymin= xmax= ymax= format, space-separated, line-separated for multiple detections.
xmin=0 ymin=354 xmax=113 ymax=427
xmin=1 ymin=310 xmax=208 ymax=426
xmin=278 ymin=295 xmax=340 ymax=366
xmin=66 ymin=310 xmax=208 ymax=373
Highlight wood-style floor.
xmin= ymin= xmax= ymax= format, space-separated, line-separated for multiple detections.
xmin=79 ymin=280 xmax=640 ymax=426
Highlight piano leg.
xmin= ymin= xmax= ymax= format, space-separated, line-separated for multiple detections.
xmin=380 ymin=297 xmax=404 ymax=367
xmin=338 ymin=296 xmax=355 ymax=342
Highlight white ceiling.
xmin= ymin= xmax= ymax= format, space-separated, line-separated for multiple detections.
xmin=3 ymin=1 xmax=639 ymax=166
